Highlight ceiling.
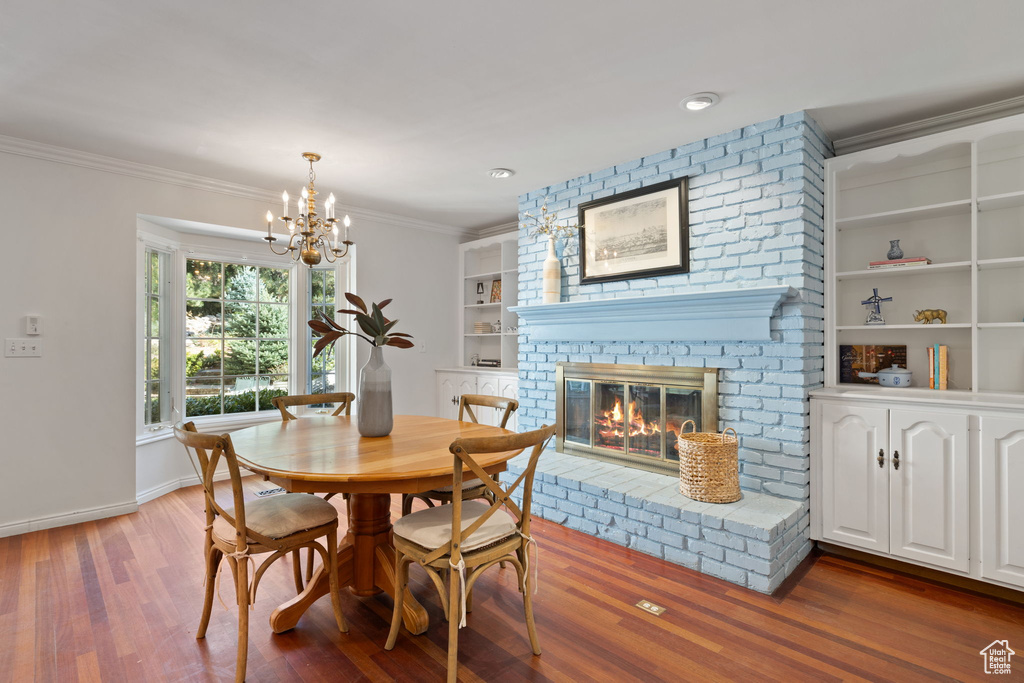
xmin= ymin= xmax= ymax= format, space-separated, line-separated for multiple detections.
xmin=2 ymin=1 xmax=1023 ymax=232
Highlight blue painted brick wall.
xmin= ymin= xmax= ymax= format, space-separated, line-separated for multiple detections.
xmin=516 ymin=111 xmax=833 ymax=502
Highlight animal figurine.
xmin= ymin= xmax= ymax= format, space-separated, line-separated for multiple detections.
xmin=913 ymin=309 xmax=947 ymax=324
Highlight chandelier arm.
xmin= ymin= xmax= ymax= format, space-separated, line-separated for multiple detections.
xmin=264 ymin=237 xmax=293 ymax=256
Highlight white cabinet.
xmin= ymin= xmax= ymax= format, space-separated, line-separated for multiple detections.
xmin=818 ymin=402 xmax=969 ymax=572
xmin=979 ymin=416 xmax=1024 ymax=587
xmin=819 ymin=403 xmax=889 ymax=554
xmin=888 ymin=409 xmax=969 ymax=572
xmin=436 ymin=369 xmax=519 ymax=430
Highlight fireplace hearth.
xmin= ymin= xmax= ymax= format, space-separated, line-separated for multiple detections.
xmin=555 ymin=362 xmax=718 ymax=475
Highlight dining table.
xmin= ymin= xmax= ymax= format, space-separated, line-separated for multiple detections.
xmin=229 ymin=414 xmax=522 ymax=635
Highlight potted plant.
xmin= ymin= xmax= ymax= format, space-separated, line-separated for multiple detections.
xmin=522 ymin=201 xmax=579 ymax=304
xmin=309 ymin=293 xmax=414 ymax=436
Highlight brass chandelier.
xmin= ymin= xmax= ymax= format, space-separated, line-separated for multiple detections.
xmin=264 ymin=152 xmax=353 ymax=267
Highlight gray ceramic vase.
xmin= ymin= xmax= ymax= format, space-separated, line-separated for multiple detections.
xmin=357 ymin=346 xmax=393 ymax=437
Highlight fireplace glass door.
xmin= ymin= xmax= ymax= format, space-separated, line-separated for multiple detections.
xmin=555 ymin=363 xmax=718 ymax=475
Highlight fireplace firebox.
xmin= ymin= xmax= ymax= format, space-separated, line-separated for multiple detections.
xmin=555 ymin=362 xmax=719 ymax=475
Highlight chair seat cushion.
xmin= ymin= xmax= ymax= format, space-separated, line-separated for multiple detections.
xmin=213 ymin=493 xmax=338 ymax=542
xmin=393 ymin=499 xmax=516 ymax=552
xmin=428 ymin=478 xmax=486 ymax=494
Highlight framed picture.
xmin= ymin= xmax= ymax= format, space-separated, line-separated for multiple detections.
xmin=578 ymin=177 xmax=688 ymax=284
xmin=490 ymin=279 xmax=501 ymax=303
xmin=839 ymin=344 xmax=907 ymax=384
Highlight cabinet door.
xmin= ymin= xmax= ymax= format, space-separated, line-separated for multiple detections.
xmin=499 ymin=376 xmax=519 ymax=431
xmin=436 ymin=373 xmax=462 ymax=420
xmin=473 ymin=374 xmax=500 ymax=425
xmin=820 ymin=403 xmax=889 ymax=553
xmin=888 ymin=410 xmax=969 ymax=572
xmin=979 ymin=416 xmax=1024 ymax=588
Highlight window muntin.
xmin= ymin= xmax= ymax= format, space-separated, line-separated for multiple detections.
xmin=308 ymin=268 xmax=337 ymax=396
xmin=185 ymin=259 xmax=290 ymax=416
xmin=143 ymin=249 xmax=170 ymax=425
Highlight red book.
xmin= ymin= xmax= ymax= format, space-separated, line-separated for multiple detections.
xmin=928 ymin=347 xmax=935 ymax=389
xmin=868 ymin=257 xmax=930 ymax=266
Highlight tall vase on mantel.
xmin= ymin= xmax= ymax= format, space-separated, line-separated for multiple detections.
xmin=542 ymin=235 xmax=561 ymax=304
xmin=358 ymin=346 xmax=393 ymax=437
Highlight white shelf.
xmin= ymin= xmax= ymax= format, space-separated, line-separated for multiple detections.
xmin=836 ymin=324 xmax=972 ymax=331
xmin=465 ymin=302 xmax=501 ymax=309
xmin=835 ymin=199 xmax=971 ymax=230
xmin=978 ymin=256 xmax=1024 ymax=270
xmin=836 ymin=261 xmax=971 ymax=281
xmin=465 ymin=270 xmax=503 ymax=280
xmin=827 ymin=113 xmax=1024 ymax=396
xmin=465 ymin=333 xmax=501 ymax=337
xmin=978 ymin=190 xmax=1024 ymax=212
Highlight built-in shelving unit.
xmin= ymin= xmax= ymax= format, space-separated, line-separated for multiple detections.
xmin=824 ymin=113 xmax=1024 ymax=395
xmin=458 ymin=233 xmax=519 ymax=370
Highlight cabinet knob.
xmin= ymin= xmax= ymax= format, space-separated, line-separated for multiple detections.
xmin=451 ymin=395 xmax=459 ymax=405
xmin=892 ymin=450 xmax=900 ymax=471
xmin=877 ymin=449 xmax=884 ymax=468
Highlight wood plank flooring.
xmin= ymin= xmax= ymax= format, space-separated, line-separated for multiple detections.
xmin=2 ymin=478 xmax=1023 ymax=681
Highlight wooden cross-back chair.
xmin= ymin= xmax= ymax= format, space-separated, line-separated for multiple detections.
xmin=174 ymin=422 xmax=348 ymax=683
xmin=270 ymin=391 xmax=355 ymax=420
xmin=400 ymin=394 xmax=519 ymax=516
xmin=385 ymin=423 xmax=556 ymax=682
xmin=271 ymin=391 xmax=355 ymax=588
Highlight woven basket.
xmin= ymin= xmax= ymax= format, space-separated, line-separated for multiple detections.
xmin=676 ymin=420 xmax=741 ymax=503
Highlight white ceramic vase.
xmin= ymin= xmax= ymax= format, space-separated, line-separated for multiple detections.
xmin=542 ymin=235 xmax=561 ymax=304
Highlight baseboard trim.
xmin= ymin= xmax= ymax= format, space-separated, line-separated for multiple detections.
xmin=817 ymin=541 xmax=1024 ymax=605
xmin=0 ymin=500 xmax=139 ymax=539
xmin=136 ymin=470 xmax=234 ymax=506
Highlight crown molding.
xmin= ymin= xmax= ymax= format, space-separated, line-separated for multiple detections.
xmin=833 ymin=94 xmax=1024 ymax=155
xmin=474 ymin=220 xmax=519 ymax=239
xmin=0 ymin=134 xmax=470 ymax=237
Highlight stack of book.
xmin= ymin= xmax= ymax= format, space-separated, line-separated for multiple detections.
xmin=868 ymin=257 xmax=931 ymax=270
xmin=928 ymin=344 xmax=949 ymax=390
xmin=477 ymin=358 xmax=500 ymax=368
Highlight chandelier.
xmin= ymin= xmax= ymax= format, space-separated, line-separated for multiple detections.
xmin=264 ymin=152 xmax=353 ymax=267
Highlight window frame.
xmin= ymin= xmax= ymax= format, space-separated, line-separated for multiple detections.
xmin=137 ymin=229 xmax=355 ymax=441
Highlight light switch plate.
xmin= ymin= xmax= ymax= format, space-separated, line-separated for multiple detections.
xmin=5 ymin=338 xmax=43 ymax=357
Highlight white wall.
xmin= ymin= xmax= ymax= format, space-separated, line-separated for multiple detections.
xmin=0 ymin=148 xmax=462 ymax=535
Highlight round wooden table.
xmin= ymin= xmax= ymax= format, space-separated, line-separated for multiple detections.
xmin=229 ymin=414 xmax=521 ymax=635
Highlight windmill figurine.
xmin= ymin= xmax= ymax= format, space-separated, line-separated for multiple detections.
xmin=862 ymin=288 xmax=892 ymax=325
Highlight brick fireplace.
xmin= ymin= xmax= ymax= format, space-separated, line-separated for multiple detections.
xmin=503 ymin=111 xmax=832 ymax=593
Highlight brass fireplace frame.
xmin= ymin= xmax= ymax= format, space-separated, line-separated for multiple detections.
xmin=555 ymin=362 xmax=719 ymax=475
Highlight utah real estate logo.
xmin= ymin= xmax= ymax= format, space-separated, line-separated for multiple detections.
xmin=980 ymin=640 xmax=1014 ymax=675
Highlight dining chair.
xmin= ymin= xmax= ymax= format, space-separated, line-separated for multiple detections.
xmin=400 ymin=394 xmax=519 ymax=516
xmin=270 ymin=391 xmax=355 ymax=420
xmin=385 ymin=423 xmax=555 ymax=682
xmin=271 ymin=391 xmax=355 ymax=589
xmin=174 ymin=422 xmax=348 ymax=683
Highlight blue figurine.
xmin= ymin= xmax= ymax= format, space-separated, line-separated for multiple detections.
xmin=862 ymin=288 xmax=892 ymax=325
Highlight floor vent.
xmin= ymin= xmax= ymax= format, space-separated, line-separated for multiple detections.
xmin=636 ymin=600 xmax=666 ymax=616
xmin=255 ymin=487 xmax=286 ymax=498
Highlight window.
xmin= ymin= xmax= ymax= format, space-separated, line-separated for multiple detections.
xmin=143 ymin=249 xmax=170 ymax=424
xmin=184 ymin=259 xmax=291 ymax=416
xmin=308 ymin=268 xmax=337 ymax=395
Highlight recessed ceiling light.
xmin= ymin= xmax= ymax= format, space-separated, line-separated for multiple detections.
xmin=487 ymin=168 xmax=515 ymax=179
xmin=680 ymin=92 xmax=720 ymax=111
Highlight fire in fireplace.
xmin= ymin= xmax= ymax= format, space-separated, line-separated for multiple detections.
xmin=556 ymin=363 xmax=718 ymax=475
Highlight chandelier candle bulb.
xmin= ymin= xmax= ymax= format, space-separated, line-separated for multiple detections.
xmin=282 ymin=191 xmax=289 ymax=218
xmin=265 ymin=211 xmax=273 ymax=236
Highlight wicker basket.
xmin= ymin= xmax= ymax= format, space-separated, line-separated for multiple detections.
xmin=676 ymin=420 xmax=741 ymax=503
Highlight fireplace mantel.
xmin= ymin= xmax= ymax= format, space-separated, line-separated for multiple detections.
xmin=510 ymin=286 xmax=797 ymax=342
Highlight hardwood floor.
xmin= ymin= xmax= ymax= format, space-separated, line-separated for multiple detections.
xmin=3 ymin=478 xmax=1023 ymax=682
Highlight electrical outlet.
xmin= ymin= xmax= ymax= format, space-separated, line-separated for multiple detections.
xmin=5 ymin=338 xmax=43 ymax=357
